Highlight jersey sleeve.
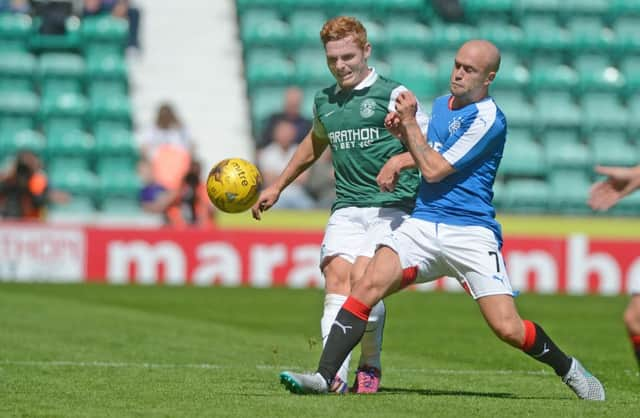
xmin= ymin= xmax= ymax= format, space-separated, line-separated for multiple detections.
xmin=440 ymin=100 xmax=504 ymax=171
xmin=389 ymin=85 xmax=430 ymax=136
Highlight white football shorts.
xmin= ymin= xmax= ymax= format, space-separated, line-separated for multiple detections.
xmin=321 ymin=206 xmax=410 ymax=265
xmin=379 ymin=217 xmax=514 ymax=300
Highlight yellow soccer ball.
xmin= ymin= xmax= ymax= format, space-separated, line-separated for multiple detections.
xmin=206 ymin=158 xmax=263 ymax=213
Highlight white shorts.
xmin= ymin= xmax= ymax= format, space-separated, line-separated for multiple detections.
xmin=379 ymin=218 xmax=514 ymax=300
xmin=630 ymin=274 xmax=640 ymax=295
xmin=321 ymin=206 xmax=410 ymax=265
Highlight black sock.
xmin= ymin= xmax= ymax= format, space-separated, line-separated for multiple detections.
xmin=630 ymin=335 xmax=640 ymax=368
xmin=522 ymin=320 xmax=572 ymax=377
xmin=317 ymin=308 xmax=367 ymax=384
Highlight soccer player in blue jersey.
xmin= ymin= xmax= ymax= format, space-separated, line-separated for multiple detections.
xmin=589 ymin=164 xmax=640 ymax=370
xmin=279 ymin=40 xmax=606 ymax=400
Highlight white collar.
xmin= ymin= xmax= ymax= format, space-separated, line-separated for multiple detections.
xmin=334 ymin=67 xmax=378 ymax=94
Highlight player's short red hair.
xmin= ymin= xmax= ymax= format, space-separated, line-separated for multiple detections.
xmin=320 ymin=16 xmax=368 ymax=49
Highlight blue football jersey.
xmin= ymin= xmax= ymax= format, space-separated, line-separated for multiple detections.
xmin=412 ymin=94 xmax=506 ymax=246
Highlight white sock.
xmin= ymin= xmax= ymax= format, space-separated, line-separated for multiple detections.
xmin=321 ymin=293 xmax=351 ymax=382
xmin=358 ymin=299 xmax=385 ymax=370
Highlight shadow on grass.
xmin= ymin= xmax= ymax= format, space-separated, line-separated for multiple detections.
xmin=378 ymin=387 xmax=563 ymax=400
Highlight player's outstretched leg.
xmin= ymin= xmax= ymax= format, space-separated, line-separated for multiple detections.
xmin=353 ymin=300 xmax=385 ymax=393
xmin=280 ymin=372 xmax=328 ymax=395
xmin=321 ymin=293 xmax=352 ymax=389
xmin=520 ymin=320 xmax=605 ymax=401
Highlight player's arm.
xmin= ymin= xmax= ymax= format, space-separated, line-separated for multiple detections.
xmin=395 ymin=92 xmax=454 ymax=183
xmin=589 ymin=164 xmax=640 ymax=211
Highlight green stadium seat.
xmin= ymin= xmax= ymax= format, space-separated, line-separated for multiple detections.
xmin=29 ymin=15 xmax=81 ymax=51
xmin=502 ymin=178 xmax=550 ymax=213
xmin=548 ymin=169 xmax=592 ymax=214
xmin=49 ymin=165 xmax=98 ymax=196
xmin=38 ymin=52 xmax=85 ymax=81
xmin=499 ymin=128 xmax=545 ymax=177
xmin=462 ymin=0 xmax=514 ymax=16
xmin=236 ymin=0 xmax=282 ymax=15
xmin=86 ymin=53 xmax=128 ymax=83
xmin=580 ymin=92 xmax=629 ymax=133
xmin=94 ymin=126 xmax=137 ymax=157
xmin=558 ymin=0 xmax=609 ymax=18
xmin=46 ymin=129 xmax=94 ymax=160
xmin=375 ymin=0 xmax=430 ymax=17
xmin=491 ymin=52 xmax=529 ymax=90
xmin=81 ymin=16 xmax=129 ymax=48
xmin=529 ymin=59 xmax=578 ymax=94
xmin=49 ymin=195 xmax=96 ymax=214
xmin=245 ymin=49 xmax=294 ymax=90
xmin=620 ymin=56 xmax=640 ymax=96
xmin=97 ymin=157 xmax=141 ymax=199
xmin=477 ymin=19 xmax=524 ymax=53
xmin=40 ymin=92 xmax=88 ymax=124
xmin=44 ymin=117 xmax=85 ymax=138
xmin=292 ymin=49 xmax=333 ymax=85
xmin=301 ymin=86 xmax=319 ymax=120
xmin=492 ymin=178 xmax=505 ymax=209
xmin=492 ymin=89 xmax=533 ymax=128
xmin=87 ymin=80 xmax=128 ymax=100
xmin=0 ymin=116 xmax=34 ymax=134
xmin=48 ymin=156 xmax=90 ymax=172
xmin=574 ymin=54 xmax=624 ymax=94
xmin=240 ymin=12 xmax=289 ymax=48
xmin=628 ymin=95 xmax=640 ymax=135
xmin=0 ymin=50 xmax=36 ymax=92
xmin=388 ymin=50 xmax=437 ymax=99
xmin=0 ymin=90 xmax=39 ymax=120
xmin=0 ymin=129 xmax=45 ymax=155
xmin=41 ymin=78 xmax=83 ymax=98
xmin=88 ymin=94 xmax=132 ymax=128
xmin=430 ymin=23 xmax=477 ymax=50
xmin=521 ymin=15 xmax=569 ymax=52
xmin=589 ymin=131 xmax=638 ymax=167
xmin=288 ymin=10 xmax=325 ymax=48
xmin=99 ymin=196 xmax=143 ymax=214
xmin=434 ymin=49 xmax=460 ymax=86
xmin=566 ymin=16 xmax=614 ymax=54
xmin=533 ymin=91 xmax=581 ymax=130
xmin=383 ymin=18 xmax=431 ymax=50
xmin=0 ymin=12 xmax=32 ymax=50
xmin=612 ymin=17 xmax=640 ymax=57
xmin=250 ymin=86 xmax=287 ymax=134
xmin=608 ymin=0 xmax=640 ymax=19
xmin=545 ymin=136 xmax=592 ymax=170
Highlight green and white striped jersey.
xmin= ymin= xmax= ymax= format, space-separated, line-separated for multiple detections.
xmin=313 ymin=69 xmax=429 ymax=212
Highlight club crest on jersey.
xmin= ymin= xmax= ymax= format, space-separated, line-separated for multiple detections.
xmin=448 ymin=116 xmax=463 ymax=135
xmin=360 ymin=98 xmax=376 ymax=118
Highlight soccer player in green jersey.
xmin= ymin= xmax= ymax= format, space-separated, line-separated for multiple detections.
xmin=251 ymin=16 xmax=428 ymax=393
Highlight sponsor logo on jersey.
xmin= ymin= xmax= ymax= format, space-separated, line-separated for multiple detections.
xmin=328 ymin=127 xmax=380 ymax=149
xmin=448 ymin=116 xmax=463 ymax=135
xmin=360 ymin=98 xmax=376 ymax=118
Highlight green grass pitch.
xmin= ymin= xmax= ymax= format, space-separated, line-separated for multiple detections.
xmin=1 ymin=283 xmax=639 ymax=417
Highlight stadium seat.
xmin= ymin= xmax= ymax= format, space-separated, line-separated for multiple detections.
xmin=611 ymin=17 xmax=640 ymax=57
xmin=580 ymin=92 xmax=629 ymax=134
xmin=87 ymin=80 xmax=128 ymax=100
xmin=430 ymin=23 xmax=477 ymax=50
xmin=589 ymin=131 xmax=638 ymax=167
xmin=383 ymin=17 xmax=431 ymax=51
xmin=40 ymin=92 xmax=88 ymax=126
xmin=620 ymin=56 xmax=640 ymax=97
xmin=548 ymin=169 xmax=592 ymax=214
xmin=387 ymin=50 xmax=437 ymax=99
xmin=520 ymin=15 xmax=569 ymax=53
xmin=96 ymin=157 xmax=141 ymax=201
xmin=288 ymin=10 xmax=325 ymax=48
xmin=501 ymin=178 xmax=550 ymax=213
xmin=0 ymin=129 xmax=45 ymax=155
xmin=558 ymin=0 xmax=609 ymax=18
xmin=566 ymin=16 xmax=614 ymax=54
xmin=29 ymin=15 xmax=81 ymax=51
xmin=88 ymin=94 xmax=132 ymax=129
xmin=240 ymin=12 xmax=289 ymax=49
xmin=0 ymin=50 xmax=36 ymax=93
xmin=94 ymin=126 xmax=137 ymax=157
xmin=528 ymin=58 xmax=578 ymax=94
xmin=86 ymin=53 xmax=128 ymax=83
xmin=492 ymin=89 xmax=533 ymax=128
xmin=608 ymin=0 xmax=640 ymax=19
xmin=49 ymin=164 xmax=98 ymax=196
xmin=574 ymin=54 xmax=624 ymax=94
xmin=38 ymin=52 xmax=85 ymax=82
xmin=477 ymin=19 xmax=524 ymax=53
xmin=0 ymin=90 xmax=39 ymax=122
xmin=81 ymin=16 xmax=129 ymax=49
xmin=628 ymin=95 xmax=640 ymax=135
xmin=46 ymin=129 xmax=95 ymax=160
xmin=375 ymin=0 xmax=431 ymax=18
xmin=461 ymin=0 xmax=514 ymax=17
xmin=499 ymin=129 xmax=545 ymax=177
xmin=292 ymin=49 xmax=333 ymax=85
xmin=491 ymin=52 xmax=529 ymax=90
xmin=0 ymin=116 xmax=34 ymax=134
xmin=250 ymin=86 xmax=287 ymax=135
xmin=99 ymin=196 xmax=143 ymax=214
xmin=533 ymin=91 xmax=581 ymax=131
xmin=245 ymin=49 xmax=294 ymax=90
xmin=545 ymin=135 xmax=592 ymax=171
xmin=0 ymin=12 xmax=32 ymax=50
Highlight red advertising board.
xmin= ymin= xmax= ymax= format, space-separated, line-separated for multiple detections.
xmin=1 ymin=223 xmax=639 ymax=295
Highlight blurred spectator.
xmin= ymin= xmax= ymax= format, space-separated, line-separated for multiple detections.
xmin=305 ymin=147 xmax=336 ymax=209
xmin=138 ymin=158 xmax=214 ymax=227
xmin=258 ymin=86 xmax=312 ymax=149
xmin=82 ymin=0 xmax=141 ymax=50
xmin=33 ymin=0 xmax=72 ymax=35
xmin=150 ymin=143 xmax=191 ymax=191
xmin=0 ymin=0 xmax=30 ymax=13
xmin=258 ymin=119 xmax=315 ymax=209
xmin=140 ymin=102 xmax=194 ymax=160
xmin=431 ymin=0 xmax=465 ymax=22
xmin=0 ymin=151 xmax=67 ymax=219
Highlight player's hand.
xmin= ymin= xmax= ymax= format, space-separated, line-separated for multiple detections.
xmin=384 ymin=112 xmax=404 ymax=140
xmin=251 ymin=186 xmax=280 ymax=220
xmin=395 ymin=91 xmax=418 ymax=124
xmin=588 ymin=165 xmax=640 ymax=211
xmin=377 ymin=156 xmax=401 ymax=192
